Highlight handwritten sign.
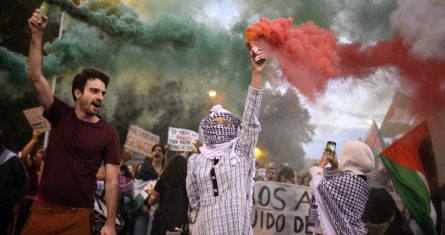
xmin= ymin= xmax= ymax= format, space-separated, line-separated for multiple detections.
xmin=251 ymin=181 xmax=313 ymax=234
xmin=22 ymin=106 xmax=51 ymax=132
xmin=124 ymin=125 xmax=159 ymax=156
xmin=167 ymin=127 xmax=199 ymax=152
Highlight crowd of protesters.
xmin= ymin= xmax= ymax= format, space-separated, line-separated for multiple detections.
xmin=255 ymin=164 xmax=312 ymax=187
xmin=1 ymin=126 xmax=422 ymax=235
xmin=0 ymin=129 xmax=189 ymax=235
xmin=1 ymin=7 xmax=443 ymax=235
xmin=0 ymin=123 xmax=419 ymax=235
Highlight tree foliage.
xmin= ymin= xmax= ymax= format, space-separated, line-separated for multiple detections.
xmin=0 ymin=0 xmax=59 ymax=56
xmin=112 ymin=80 xmax=212 ymax=145
xmin=257 ymin=88 xmax=315 ymax=170
xmin=0 ymin=91 xmax=40 ymax=151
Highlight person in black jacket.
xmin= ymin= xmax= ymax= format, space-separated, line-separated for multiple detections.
xmin=0 ymin=129 xmax=28 ymax=235
xmin=148 ymin=155 xmax=189 ymax=235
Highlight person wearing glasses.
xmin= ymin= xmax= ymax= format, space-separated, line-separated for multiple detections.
xmin=186 ymin=49 xmax=267 ymax=234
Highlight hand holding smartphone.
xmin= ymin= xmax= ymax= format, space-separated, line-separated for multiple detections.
xmin=318 ymin=141 xmax=338 ymax=170
xmin=325 ymin=141 xmax=336 ymax=160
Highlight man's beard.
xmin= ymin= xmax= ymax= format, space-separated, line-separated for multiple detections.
xmin=80 ymin=98 xmax=98 ymax=116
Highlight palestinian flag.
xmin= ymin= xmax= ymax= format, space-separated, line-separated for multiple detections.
xmin=380 ymin=121 xmax=439 ymax=235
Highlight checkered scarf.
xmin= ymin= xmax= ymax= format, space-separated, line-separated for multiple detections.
xmin=309 ymin=172 xmax=370 ymax=235
xmin=200 ymin=105 xmax=241 ymax=145
xmin=199 ymin=105 xmax=255 ymax=207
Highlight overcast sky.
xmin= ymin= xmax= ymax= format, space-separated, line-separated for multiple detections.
xmin=301 ymin=71 xmax=400 ymax=158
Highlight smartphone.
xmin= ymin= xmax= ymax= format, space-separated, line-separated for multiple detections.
xmin=325 ymin=141 xmax=336 ymax=159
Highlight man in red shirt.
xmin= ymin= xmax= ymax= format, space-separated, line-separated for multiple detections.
xmin=23 ymin=9 xmax=121 ymax=235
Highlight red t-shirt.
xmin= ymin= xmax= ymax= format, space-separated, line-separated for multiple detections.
xmin=37 ymin=97 xmax=120 ymax=208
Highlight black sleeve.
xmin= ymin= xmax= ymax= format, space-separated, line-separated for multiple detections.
xmin=13 ymin=157 xmax=29 ymax=205
xmin=154 ymin=177 xmax=165 ymax=195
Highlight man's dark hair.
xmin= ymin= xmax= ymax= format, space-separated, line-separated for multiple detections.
xmin=0 ymin=129 xmax=3 ymax=146
xmin=71 ymin=68 xmax=110 ymax=102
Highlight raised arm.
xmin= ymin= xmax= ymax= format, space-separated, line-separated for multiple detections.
xmin=235 ymin=51 xmax=267 ymax=157
xmin=21 ymin=130 xmax=42 ymax=168
xmin=249 ymin=51 xmax=266 ymax=89
xmin=28 ymin=9 xmax=54 ymax=111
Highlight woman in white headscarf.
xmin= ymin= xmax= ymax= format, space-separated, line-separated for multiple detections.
xmin=186 ymin=49 xmax=266 ymax=234
xmin=308 ymin=140 xmax=375 ymax=235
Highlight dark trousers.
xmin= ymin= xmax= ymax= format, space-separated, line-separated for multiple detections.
xmin=14 ymin=198 xmax=33 ymax=235
xmin=0 ymin=203 xmax=14 ymax=235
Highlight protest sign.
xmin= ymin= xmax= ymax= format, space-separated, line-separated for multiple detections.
xmin=251 ymin=181 xmax=313 ymax=234
xmin=167 ymin=127 xmax=198 ymax=152
xmin=124 ymin=125 xmax=159 ymax=156
xmin=22 ymin=106 xmax=51 ymax=132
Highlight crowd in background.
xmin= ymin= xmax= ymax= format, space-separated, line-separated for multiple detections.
xmin=255 ymin=163 xmax=312 ymax=187
xmin=1 ymin=128 xmax=191 ymax=235
xmin=1 ymin=126 xmax=318 ymax=235
xmin=1 ymin=127 xmax=442 ymax=235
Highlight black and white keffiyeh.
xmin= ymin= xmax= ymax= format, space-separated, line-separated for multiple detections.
xmin=309 ymin=172 xmax=370 ymax=235
xmin=307 ymin=196 xmax=320 ymax=229
xmin=198 ymin=104 xmax=256 ymax=206
xmin=200 ymin=105 xmax=240 ymax=145
xmin=309 ymin=140 xmax=374 ymax=235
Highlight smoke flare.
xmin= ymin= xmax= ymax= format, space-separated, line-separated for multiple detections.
xmin=247 ymin=17 xmax=445 ymax=117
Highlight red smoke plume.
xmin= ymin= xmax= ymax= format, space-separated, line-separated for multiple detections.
xmin=246 ymin=17 xmax=445 ymax=117
xmin=246 ymin=17 xmax=341 ymax=98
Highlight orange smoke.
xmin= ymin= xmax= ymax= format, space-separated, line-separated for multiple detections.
xmin=247 ymin=17 xmax=445 ymax=117
xmin=246 ymin=17 xmax=341 ymax=98
xmin=245 ymin=28 xmax=256 ymax=42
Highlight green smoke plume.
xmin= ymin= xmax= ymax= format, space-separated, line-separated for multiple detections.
xmin=0 ymin=47 xmax=28 ymax=86
xmin=50 ymin=0 xmax=200 ymax=49
xmin=0 ymin=47 xmax=60 ymax=90
xmin=2 ymin=0 xmax=345 ymax=165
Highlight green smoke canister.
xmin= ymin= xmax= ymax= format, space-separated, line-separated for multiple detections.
xmin=38 ymin=1 xmax=50 ymax=25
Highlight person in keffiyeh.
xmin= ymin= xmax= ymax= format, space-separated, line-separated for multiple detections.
xmin=308 ymin=140 xmax=375 ymax=235
xmin=186 ymin=49 xmax=267 ymax=235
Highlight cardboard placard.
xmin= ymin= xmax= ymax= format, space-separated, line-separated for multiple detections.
xmin=124 ymin=125 xmax=160 ymax=156
xmin=22 ymin=106 xmax=51 ymax=132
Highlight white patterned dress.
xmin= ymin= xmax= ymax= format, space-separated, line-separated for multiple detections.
xmin=186 ymin=86 xmax=262 ymax=235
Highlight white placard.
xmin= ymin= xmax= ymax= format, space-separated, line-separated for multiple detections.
xmin=251 ymin=181 xmax=313 ymax=234
xmin=167 ymin=127 xmax=199 ymax=152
